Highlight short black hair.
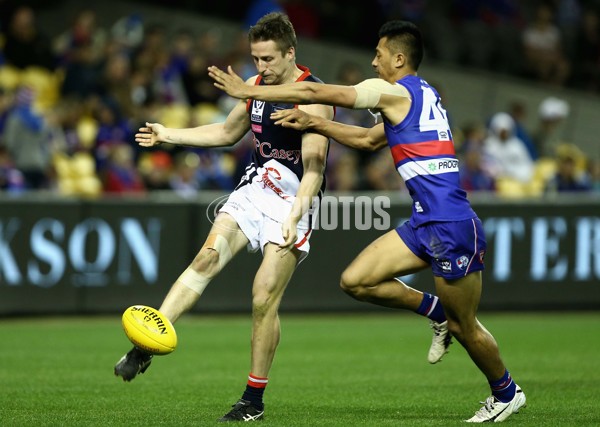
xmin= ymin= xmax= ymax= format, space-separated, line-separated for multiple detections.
xmin=378 ymin=21 xmax=424 ymax=70
xmin=248 ymin=12 xmax=297 ymax=55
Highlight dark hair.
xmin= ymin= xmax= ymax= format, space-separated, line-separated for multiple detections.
xmin=378 ymin=20 xmax=424 ymax=70
xmin=248 ymin=12 xmax=297 ymax=55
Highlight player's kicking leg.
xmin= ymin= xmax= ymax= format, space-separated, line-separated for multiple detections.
xmin=114 ymin=347 xmax=153 ymax=381
xmin=114 ymin=214 xmax=248 ymax=382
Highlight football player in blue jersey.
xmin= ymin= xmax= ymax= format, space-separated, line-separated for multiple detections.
xmin=114 ymin=13 xmax=334 ymax=422
xmin=209 ymin=20 xmax=526 ymax=423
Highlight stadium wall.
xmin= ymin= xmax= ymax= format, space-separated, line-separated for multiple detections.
xmin=1 ymin=193 xmax=599 ymax=315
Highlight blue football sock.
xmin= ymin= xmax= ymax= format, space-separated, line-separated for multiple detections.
xmin=415 ymin=293 xmax=446 ymax=323
xmin=490 ymin=370 xmax=517 ymax=403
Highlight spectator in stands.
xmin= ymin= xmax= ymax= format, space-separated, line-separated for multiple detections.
xmin=460 ymin=146 xmax=497 ymax=192
xmin=102 ymin=143 xmax=145 ymax=194
xmin=59 ymin=40 xmax=104 ymax=99
xmin=532 ymin=96 xmax=570 ymax=158
xmin=457 ymin=121 xmax=496 ymax=192
xmin=139 ymin=150 xmax=173 ymax=191
xmin=483 ymin=112 xmax=534 ymax=184
xmin=169 ymin=151 xmax=201 ymax=198
xmin=53 ymin=9 xmax=107 ymax=66
xmin=522 ymin=2 xmax=570 ymax=85
xmin=95 ymin=52 xmax=137 ymax=119
xmin=194 ymin=150 xmax=236 ymax=190
xmin=3 ymin=87 xmax=56 ymax=189
xmin=111 ymin=13 xmax=145 ymax=54
xmin=3 ymin=6 xmax=55 ymax=70
xmin=545 ymin=143 xmax=591 ymax=193
xmin=508 ymin=99 xmax=537 ymax=160
xmin=93 ymin=99 xmax=134 ymax=173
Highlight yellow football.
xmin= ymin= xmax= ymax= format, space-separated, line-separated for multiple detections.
xmin=121 ymin=305 xmax=177 ymax=355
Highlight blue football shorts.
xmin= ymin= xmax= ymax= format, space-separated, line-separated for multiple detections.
xmin=396 ymin=217 xmax=486 ymax=280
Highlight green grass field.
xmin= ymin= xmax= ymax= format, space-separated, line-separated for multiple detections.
xmin=1 ymin=312 xmax=599 ymax=426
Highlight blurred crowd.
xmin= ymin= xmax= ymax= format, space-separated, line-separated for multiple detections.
xmin=0 ymin=1 xmax=598 ymax=199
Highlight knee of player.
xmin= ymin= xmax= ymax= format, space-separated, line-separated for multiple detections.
xmin=191 ymin=248 xmax=221 ymax=276
xmin=446 ymin=319 xmax=477 ymax=343
xmin=252 ymin=289 xmax=278 ymax=317
xmin=340 ymin=270 xmax=366 ymax=296
xmin=192 ymin=235 xmax=234 ymax=276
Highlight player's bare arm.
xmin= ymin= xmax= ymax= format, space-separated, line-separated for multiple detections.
xmin=279 ymin=103 xmax=332 ymax=253
xmin=135 ymin=95 xmax=251 ymax=148
xmin=210 ymin=66 xmax=411 ymax=125
xmin=271 ymin=109 xmax=388 ymax=152
xmin=209 ymin=65 xmax=357 ymax=108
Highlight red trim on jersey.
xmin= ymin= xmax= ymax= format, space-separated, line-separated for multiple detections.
xmin=294 ymin=228 xmax=312 ymax=249
xmin=390 ymin=140 xmax=456 ymax=164
xmin=246 ymin=75 xmax=263 ymax=112
xmin=296 ymin=65 xmax=311 ymax=81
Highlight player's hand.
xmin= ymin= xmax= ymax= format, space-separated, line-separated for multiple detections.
xmin=270 ymin=109 xmax=313 ymax=130
xmin=208 ymin=65 xmax=247 ymax=99
xmin=277 ymin=217 xmax=298 ymax=257
xmin=135 ymin=122 xmax=166 ymax=147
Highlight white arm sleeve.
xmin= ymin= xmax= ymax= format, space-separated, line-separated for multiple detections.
xmin=353 ymin=78 xmax=410 ymax=109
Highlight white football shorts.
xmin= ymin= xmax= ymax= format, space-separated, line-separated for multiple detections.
xmin=218 ymin=183 xmax=315 ymax=263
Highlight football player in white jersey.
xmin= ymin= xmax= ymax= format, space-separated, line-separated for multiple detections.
xmin=114 ymin=13 xmax=333 ymax=422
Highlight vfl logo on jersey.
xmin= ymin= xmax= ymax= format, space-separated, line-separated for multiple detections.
xmin=251 ymin=100 xmax=266 ymax=122
xmin=259 ymin=167 xmax=289 ymax=200
xmin=456 ymin=255 xmax=470 ymax=270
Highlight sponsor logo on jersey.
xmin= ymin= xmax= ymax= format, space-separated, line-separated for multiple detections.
xmin=251 ymin=100 xmax=265 ymax=122
xmin=456 ymin=255 xmax=470 ymax=270
xmin=415 ymin=201 xmax=423 ymax=213
xmin=255 ymin=137 xmax=302 ymax=164
xmin=259 ymin=167 xmax=289 ymax=199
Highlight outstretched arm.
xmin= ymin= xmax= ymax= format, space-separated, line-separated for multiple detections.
xmin=271 ymin=109 xmax=388 ymax=152
xmin=135 ymin=96 xmax=251 ymax=148
xmin=209 ymin=66 xmax=411 ymax=125
xmin=209 ymin=65 xmax=358 ymax=108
